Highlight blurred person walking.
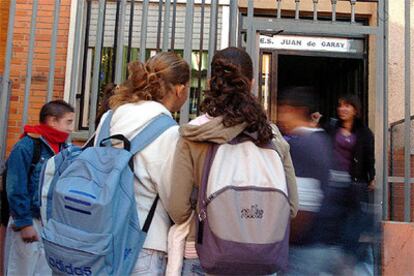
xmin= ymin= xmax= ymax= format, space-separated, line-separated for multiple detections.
xmin=277 ymin=87 xmax=349 ymax=275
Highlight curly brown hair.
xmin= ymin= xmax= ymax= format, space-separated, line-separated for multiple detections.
xmin=200 ymin=47 xmax=273 ymax=145
xmin=109 ymin=52 xmax=190 ymax=110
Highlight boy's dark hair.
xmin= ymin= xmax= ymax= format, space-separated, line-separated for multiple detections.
xmin=39 ymin=100 xmax=75 ymax=124
xmin=338 ymin=94 xmax=362 ymax=118
xmin=278 ymin=86 xmax=317 ymax=118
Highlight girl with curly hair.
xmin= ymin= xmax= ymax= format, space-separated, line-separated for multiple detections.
xmin=166 ymin=47 xmax=298 ymax=275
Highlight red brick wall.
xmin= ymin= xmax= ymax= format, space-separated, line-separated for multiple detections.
xmin=0 ymin=1 xmax=10 ymax=75
xmin=388 ymin=148 xmax=414 ymax=222
xmin=5 ymin=0 xmax=72 ymax=154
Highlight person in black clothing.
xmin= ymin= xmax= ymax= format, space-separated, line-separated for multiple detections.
xmin=325 ymin=94 xmax=376 ymax=274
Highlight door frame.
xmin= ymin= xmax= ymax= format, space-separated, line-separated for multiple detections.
xmin=258 ymin=47 xmax=369 ymax=124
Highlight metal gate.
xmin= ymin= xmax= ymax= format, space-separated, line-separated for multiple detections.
xmin=0 ymin=0 xmax=412 ymax=224
xmin=242 ymin=0 xmax=392 ymax=224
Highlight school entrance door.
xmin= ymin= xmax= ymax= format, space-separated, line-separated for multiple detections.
xmin=258 ymin=35 xmax=367 ymax=125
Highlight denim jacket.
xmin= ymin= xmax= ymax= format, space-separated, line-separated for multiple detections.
xmin=6 ymin=134 xmax=65 ymax=228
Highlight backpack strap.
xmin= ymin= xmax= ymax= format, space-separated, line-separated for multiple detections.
xmin=31 ymin=138 xmax=42 ymax=165
xmin=197 ymin=143 xmax=220 ymax=244
xmin=129 ymin=114 xmax=177 ymax=155
xmin=96 ymin=110 xmax=113 ymax=145
xmin=142 ymin=195 xmax=159 ymax=233
xmin=28 ymin=137 xmax=42 ymax=176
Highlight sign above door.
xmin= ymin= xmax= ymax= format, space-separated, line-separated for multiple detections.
xmin=259 ymin=35 xmax=364 ymax=54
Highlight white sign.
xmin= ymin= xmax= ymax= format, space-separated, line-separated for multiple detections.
xmin=259 ymin=35 xmax=364 ymax=54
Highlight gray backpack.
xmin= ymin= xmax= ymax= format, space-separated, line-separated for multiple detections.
xmin=196 ymin=134 xmax=291 ymax=275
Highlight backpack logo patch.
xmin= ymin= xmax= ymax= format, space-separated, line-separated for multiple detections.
xmin=48 ymin=257 xmax=92 ymax=276
xmin=240 ymin=204 xmax=264 ymax=219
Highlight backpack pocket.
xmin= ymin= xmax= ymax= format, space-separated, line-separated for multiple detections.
xmin=42 ymin=219 xmax=113 ymax=275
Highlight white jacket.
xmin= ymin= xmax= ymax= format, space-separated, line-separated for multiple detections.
xmin=95 ymin=101 xmax=179 ymax=253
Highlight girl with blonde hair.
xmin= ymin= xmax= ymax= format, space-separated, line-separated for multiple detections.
xmin=95 ymin=52 xmax=190 ymax=275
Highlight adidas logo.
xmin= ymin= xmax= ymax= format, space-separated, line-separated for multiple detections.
xmin=48 ymin=257 xmax=92 ymax=276
xmin=241 ymin=204 xmax=264 ymax=219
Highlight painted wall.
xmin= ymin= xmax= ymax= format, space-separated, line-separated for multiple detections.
xmin=388 ymin=0 xmax=414 ymax=125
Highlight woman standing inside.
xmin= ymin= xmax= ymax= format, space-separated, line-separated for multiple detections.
xmin=327 ymin=95 xmax=376 ymax=273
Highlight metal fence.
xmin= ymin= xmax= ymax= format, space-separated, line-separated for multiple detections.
xmin=0 ymin=0 xmax=413 ymax=222
xmin=0 ymin=76 xmax=12 ymax=169
xmin=74 ymin=0 xmax=230 ymax=131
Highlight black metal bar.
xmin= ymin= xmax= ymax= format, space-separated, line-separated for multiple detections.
xmin=112 ymin=0 xmax=121 ymax=82
xmin=156 ymin=0 xmax=163 ymax=52
xmin=196 ymin=0 xmax=206 ymax=116
xmin=79 ymin=0 xmax=92 ymax=129
xmin=389 ymin=115 xmax=414 ymax=127
xmin=105 ymin=49 xmax=112 ymax=86
xmin=170 ymin=0 xmax=177 ymax=51
xmin=127 ymin=0 xmax=135 ymax=64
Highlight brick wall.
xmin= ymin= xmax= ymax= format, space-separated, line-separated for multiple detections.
xmin=0 ymin=1 xmax=10 ymax=75
xmin=5 ymin=0 xmax=72 ymax=154
xmin=388 ymin=148 xmax=414 ymax=222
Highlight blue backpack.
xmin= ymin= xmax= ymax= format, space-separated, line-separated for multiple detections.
xmin=40 ymin=111 xmax=176 ymax=276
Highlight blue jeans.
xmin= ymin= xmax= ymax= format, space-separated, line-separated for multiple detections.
xmin=287 ymin=244 xmax=350 ymax=275
xmin=182 ymin=259 xmax=205 ymax=276
xmin=131 ymin=249 xmax=166 ymax=276
xmin=181 ymin=258 xmax=278 ymax=276
xmin=353 ymin=243 xmax=375 ymax=276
